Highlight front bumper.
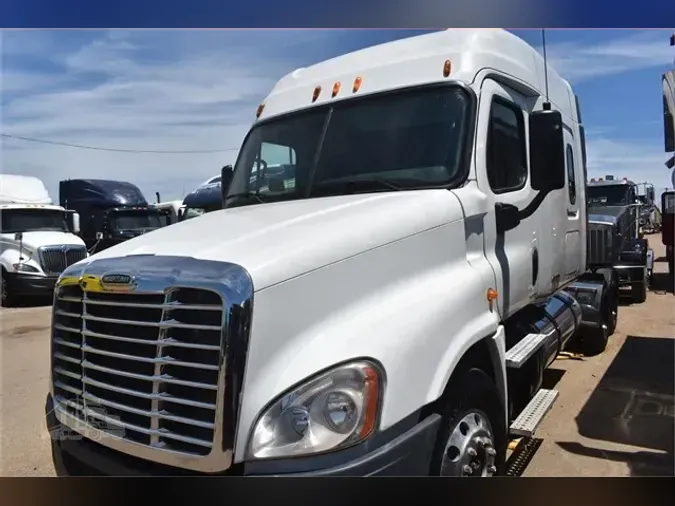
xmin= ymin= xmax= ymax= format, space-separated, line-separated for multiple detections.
xmin=46 ymin=393 xmax=440 ymax=476
xmin=5 ymin=272 xmax=57 ymax=297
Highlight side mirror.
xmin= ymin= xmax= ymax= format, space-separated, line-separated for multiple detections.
xmin=221 ymin=165 xmax=234 ymax=205
xmin=495 ymin=202 xmax=521 ymax=234
xmin=69 ymin=212 xmax=81 ymax=235
xmin=96 ymin=232 xmax=104 ymax=240
xmin=529 ymin=109 xmax=565 ymax=192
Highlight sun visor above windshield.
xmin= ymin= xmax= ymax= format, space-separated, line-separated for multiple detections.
xmin=59 ymin=179 xmax=148 ymax=208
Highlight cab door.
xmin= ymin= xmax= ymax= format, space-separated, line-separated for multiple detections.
xmin=476 ymin=78 xmax=537 ymax=318
xmin=562 ymin=127 xmax=583 ymax=283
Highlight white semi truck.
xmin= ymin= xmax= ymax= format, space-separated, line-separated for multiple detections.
xmin=0 ymin=175 xmax=87 ymax=306
xmin=46 ymin=29 xmax=618 ymax=476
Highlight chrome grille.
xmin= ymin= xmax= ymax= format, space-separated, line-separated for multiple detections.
xmin=587 ymin=222 xmax=615 ymax=266
xmin=40 ymin=246 xmax=88 ymax=276
xmin=52 ymin=284 xmax=224 ymax=456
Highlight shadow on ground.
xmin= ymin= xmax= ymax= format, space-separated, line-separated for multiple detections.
xmin=2 ymin=296 xmax=53 ymax=309
xmin=557 ymin=335 xmax=675 ymax=476
xmin=651 ymin=273 xmax=674 ymax=294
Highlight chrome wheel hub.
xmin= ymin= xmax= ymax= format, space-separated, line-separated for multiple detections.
xmin=441 ymin=411 xmax=496 ymax=477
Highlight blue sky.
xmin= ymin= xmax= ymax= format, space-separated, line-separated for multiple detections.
xmin=2 ymin=29 xmax=674 ymax=202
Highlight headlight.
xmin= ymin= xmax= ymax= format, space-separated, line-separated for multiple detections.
xmin=248 ymin=360 xmax=382 ymax=460
xmin=13 ymin=262 xmax=39 ymax=273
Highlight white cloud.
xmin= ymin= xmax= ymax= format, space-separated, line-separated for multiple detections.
xmin=586 ymin=135 xmax=673 ymax=192
xmin=2 ymin=29 xmax=673 ymax=206
xmin=542 ymin=30 xmax=675 ymax=83
xmin=1 ymin=30 xmax=349 ymax=202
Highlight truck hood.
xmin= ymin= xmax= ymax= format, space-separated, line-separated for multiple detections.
xmin=1 ymin=230 xmax=85 ymax=251
xmin=588 ymin=205 xmax=628 ymax=221
xmin=82 ymin=190 xmax=464 ymax=291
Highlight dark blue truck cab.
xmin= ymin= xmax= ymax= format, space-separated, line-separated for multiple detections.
xmin=60 ymin=179 xmax=172 ymax=254
xmin=180 ymin=179 xmax=223 ymax=220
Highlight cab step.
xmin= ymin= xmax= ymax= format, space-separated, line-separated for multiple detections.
xmin=505 ymin=333 xmax=548 ymax=368
xmin=509 ymin=388 xmax=559 ymax=438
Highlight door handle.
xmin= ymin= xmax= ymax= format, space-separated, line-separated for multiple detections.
xmin=532 ymin=248 xmax=539 ymax=287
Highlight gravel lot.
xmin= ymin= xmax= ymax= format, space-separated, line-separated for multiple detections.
xmin=1 ymin=234 xmax=673 ymax=477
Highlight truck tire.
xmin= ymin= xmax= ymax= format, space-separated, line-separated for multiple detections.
xmin=1 ymin=270 xmax=13 ymax=308
xmin=581 ymin=322 xmax=609 ymax=356
xmin=430 ymin=367 xmax=506 ymax=477
xmin=580 ymin=281 xmax=612 ymax=356
xmin=631 ymin=277 xmax=647 ymax=304
xmin=596 ymin=268 xmax=618 ymax=335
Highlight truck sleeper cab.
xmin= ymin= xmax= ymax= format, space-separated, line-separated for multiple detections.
xmin=46 ymin=29 xmax=615 ymax=477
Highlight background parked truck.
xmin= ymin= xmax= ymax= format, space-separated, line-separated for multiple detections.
xmin=587 ymin=176 xmax=654 ymax=303
xmin=0 ymin=175 xmax=87 ymax=306
xmin=179 ymin=175 xmax=223 ymax=221
xmin=47 ymin=29 xmax=618 ymax=477
xmin=59 ymin=179 xmax=172 ymax=254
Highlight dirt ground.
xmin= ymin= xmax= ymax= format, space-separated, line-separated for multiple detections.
xmin=1 ymin=235 xmax=673 ymax=477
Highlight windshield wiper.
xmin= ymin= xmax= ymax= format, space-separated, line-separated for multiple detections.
xmin=224 ymin=191 xmax=268 ymax=204
xmin=313 ymin=178 xmax=405 ymax=195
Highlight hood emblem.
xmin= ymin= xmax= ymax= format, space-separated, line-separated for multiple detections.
xmin=80 ymin=273 xmax=136 ymax=293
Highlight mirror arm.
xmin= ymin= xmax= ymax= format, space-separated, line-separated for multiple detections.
xmin=515 ymin=189 xmax=551 ymax=221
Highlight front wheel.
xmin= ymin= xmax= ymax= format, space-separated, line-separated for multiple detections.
xmin=1 ymin=271 xmax=13 ymax=308
xmin=430 ymin=367 xmax=506 ymax=477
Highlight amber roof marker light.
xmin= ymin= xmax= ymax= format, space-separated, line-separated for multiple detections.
xmin=312 ymin=86 xmax=321 ymax=103
xmin=352 ymin=76 xmax=362 ymax=93
xmin=256 ymin=103 xmax=265 ymax=119
xmin=332 ymin=81 xmax=341 ymax=98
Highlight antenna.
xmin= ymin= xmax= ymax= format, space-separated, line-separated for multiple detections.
xmin=541 ymin=29 xmax=552 ymax=111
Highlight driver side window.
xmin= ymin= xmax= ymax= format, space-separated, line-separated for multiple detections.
xmin=254 ymin=142 xmax=297 ymax=194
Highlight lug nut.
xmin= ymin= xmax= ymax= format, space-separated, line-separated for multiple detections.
xmin=488 ymin=465 xmax=497 ymax=474
xmin=467 ymin=448 xmax=477 ymax=457
xmin=486 ymin=448 xmax=496 ymax=456
xmin=463 ymin=465 xmax=473 ymax=475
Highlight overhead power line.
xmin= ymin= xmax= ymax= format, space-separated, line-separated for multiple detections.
xmin=1 ymin=133 xmax=240 ymax=154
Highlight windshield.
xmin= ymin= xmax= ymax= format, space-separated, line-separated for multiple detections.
xmin=588 ymin=185 xmax=631 ymax=206
xmin=110 ymin=210 xmax=162 ymax=231
xmin=1 ymin=209 xmax=68 ymax=233
xmin=226 ymin=85 xmax=472 ymax=207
